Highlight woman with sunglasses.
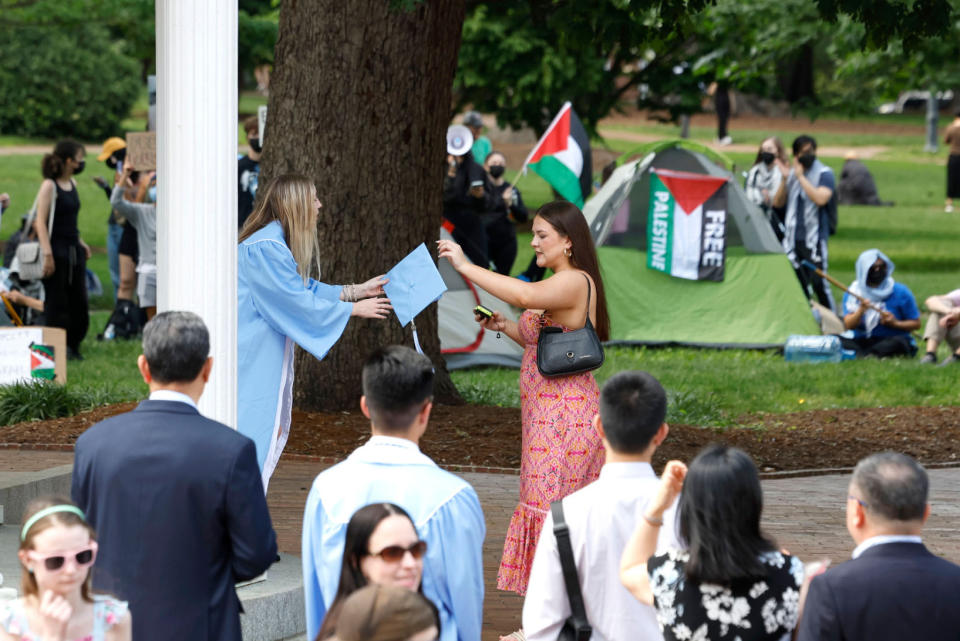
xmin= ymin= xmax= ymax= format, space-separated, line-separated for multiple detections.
xmin=0 ymin=497 xmax=130 ymax=641
xmin=317 ymin=503 xmax=428 ymax=640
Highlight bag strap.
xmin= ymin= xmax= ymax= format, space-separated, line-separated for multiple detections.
xmin=26 ymin=180 xmax=57 ymax=238
xmin=552 ymin=501 xmax=591 ymax=638
xmin=580 ymin=273 xmax=592 ymax=327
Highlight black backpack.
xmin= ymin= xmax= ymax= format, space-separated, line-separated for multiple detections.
xmin=100 ymin=299 xmax=142 ymax=340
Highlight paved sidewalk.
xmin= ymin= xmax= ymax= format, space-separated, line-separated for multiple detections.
xmin=269 ymin=457 xmax=960 ymax=641
xmin=5 ymin=451 xmax=959 ymax=641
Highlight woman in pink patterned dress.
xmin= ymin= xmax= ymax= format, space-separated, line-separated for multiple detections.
xmin=439 ymin=200 xmax=610 ymax=595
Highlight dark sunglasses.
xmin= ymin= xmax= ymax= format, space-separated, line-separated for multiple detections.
xmin=29 ymin=546 xmax=96 ymax=572
xmin=368 ymin=540 xmax=427 ymax=563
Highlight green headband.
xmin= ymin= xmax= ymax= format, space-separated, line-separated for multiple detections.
xmin=21 ymin=505 xmax=86 ymax=542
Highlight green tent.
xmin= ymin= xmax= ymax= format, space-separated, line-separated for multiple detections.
xmin=584 ymin=140 xmax=818 ymax=348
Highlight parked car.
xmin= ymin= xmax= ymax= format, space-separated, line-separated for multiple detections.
xmin=876 ymin=90 xmax=955 ymax=114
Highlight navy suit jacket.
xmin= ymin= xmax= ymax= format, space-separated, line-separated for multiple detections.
xmin=797 ymin=541 xmax=960 ymax=641
xmin=72 ymin=400 xmax=278 ymax=641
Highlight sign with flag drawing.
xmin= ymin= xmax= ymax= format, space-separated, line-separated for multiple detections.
xmin=521 ymin=102 xmax=592 ymax=206
xmin=647 ymin=168 xmax=729 ymax=281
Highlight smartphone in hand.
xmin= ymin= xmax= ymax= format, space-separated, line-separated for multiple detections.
xmin=473 ymin=305 xmax=494 ymax=319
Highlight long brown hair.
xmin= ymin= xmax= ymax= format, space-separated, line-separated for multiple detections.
xmin=19 ymin=496 xmax=96 ymax=602
xmin=238 ymin=173 xmax=319 ymax=283
xmin=536 ymin=201 xmax=610 ymax=341
xmin=753 ymin=136 xmax=787 ymax=165
xmin=318 ymin=503 xmax=421 ymax=640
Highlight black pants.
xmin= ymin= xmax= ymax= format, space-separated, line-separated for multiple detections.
xmin=715 ymin=86 xmax=731 ymax=139
xmin=42 ymin=247 xmax=89 ymax=352
xmin=484 ymin=217 xmax=517 ymax=276
xmin=444 ymin=211 xmax=488 ymax=267
xmin=839 ymin=335 xmax=916 ymax=359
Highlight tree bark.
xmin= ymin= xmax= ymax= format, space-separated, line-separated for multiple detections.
xmin=262 ymin=0 xmax=466 ymax=411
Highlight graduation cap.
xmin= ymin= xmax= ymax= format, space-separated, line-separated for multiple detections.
xmin=384 ymin=243 xmax=447 ymax=353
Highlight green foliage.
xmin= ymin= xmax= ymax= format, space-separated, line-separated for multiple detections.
xmin=239 ymin=9 xmax=279 ymax=70
xmin=455 ymin=0 xmax=706 ymax=136
xmin=0 ymin=380 xmax=136 ymax=425
xmin=0 ymin=23 xmax=140 ymax=140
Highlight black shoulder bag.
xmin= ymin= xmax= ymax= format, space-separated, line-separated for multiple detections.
xmin=537 ymin=273 xmax=604 ymax=377
xmin=552 ymin=501 xmax=592 ymax=641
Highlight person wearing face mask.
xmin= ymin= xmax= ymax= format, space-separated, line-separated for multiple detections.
xmin=744 ymin=137 xmax=787 ymax=241
xmin=839 ymin=248 xmax=920 ymax=358
xmin=482 ymin=151 xmax=528 ymax=275
xmin=773 ymin=134 xmax=838 ymax=312
xmin=238 ymin=115 xmax=262 ymax=228
xmin=442 ymin=125 xmax=491 ymax=267
xmin=33 ymin=140 xmax=91 ymax=360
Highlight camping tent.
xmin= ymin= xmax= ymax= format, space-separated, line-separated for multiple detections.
xmin=583 ymin=141 xmax=818 ymax=348
xmin=438 ymin=228 xmax=523 ymax=369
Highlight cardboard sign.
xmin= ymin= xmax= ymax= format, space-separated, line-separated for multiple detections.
xmin=0 ymin=327 xmax=66 ymax=384
xmin=126 ymin=132 xmax=157 ymax=171
xmin=258 ymin=105 xmax=268 ymax=142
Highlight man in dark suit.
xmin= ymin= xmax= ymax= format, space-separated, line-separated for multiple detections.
xmin=72 ymin=311 xmax=277 ymax=641
xmin=797 ymin=451 xmax=960 ymax=641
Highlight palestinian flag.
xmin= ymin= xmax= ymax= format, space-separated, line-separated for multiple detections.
xmin=647 ymin=168 xmax=729 ymax=282
xmin=29 ymin=343 xmax=55 ymax=380
xmin=522 ymin=102 xmax=592 ymax=206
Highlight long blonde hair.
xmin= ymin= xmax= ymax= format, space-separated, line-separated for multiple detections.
xmin=238 ymin=173 xmax=320 ymax=282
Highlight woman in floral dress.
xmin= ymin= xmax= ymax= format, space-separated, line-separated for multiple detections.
xmin=438 ymin=200 xmax=610 ymax=595
xmin=621 ymin=446 xmax=804 ymax=641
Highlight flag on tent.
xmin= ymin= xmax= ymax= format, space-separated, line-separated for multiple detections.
xmin=647 ymin=168 xmax=729 ymax=282
xmin=522 ymin=102 xmax=592 ymax=206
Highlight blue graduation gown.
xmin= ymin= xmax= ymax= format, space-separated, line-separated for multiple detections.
xmin=301 ymin=436 xmax=486 ymax=641
xmin=238 ymin=221 xmax=353 ymax=487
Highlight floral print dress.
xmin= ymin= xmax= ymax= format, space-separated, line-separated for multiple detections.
xmin=0 ymin=595 xmax=127 ymax=641
xmin=647 ymin=548 xmax=804 ymax=641
xmin=495 ymin=310 xmax=605 ymax=595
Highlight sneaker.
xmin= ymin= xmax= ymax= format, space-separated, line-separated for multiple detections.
xmin=947 ymin=204 xmax=955 ymax=213
xmin=937 ymin=354 xmax=959 ymax=367
xmin=920 ymin=352 xmax=937 ymax=364
xmin=717 ymin=135 xmax=733 ymax=146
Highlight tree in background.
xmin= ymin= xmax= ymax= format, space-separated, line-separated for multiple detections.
xmin=455 ymin=0 xmax=954 ymax=136
xmin=0 ymin=21 xmax=140 ymax=140
xmin=263 ymin=0 xmax=466 ymax=411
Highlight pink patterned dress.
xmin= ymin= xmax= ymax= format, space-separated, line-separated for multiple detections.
xmin=496 ymin=310 xmax=605 ymax=594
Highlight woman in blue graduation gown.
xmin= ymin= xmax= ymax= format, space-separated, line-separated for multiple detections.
xmin=238 ymin=174 xmax=391 ymax=488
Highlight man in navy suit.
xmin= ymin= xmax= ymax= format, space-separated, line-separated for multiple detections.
xmin=72 ymin=311 xmax=277 ymax=641
xmin=797 ymin=451 xmax=960 ymax=641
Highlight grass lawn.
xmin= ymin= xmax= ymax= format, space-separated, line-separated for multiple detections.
xmin=0 ymin=110 xmax=957 ymax=425
xmin=451 ymin=131 xmax=960 ymax=421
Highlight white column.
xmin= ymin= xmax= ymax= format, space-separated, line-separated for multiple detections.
xmin=156 ymin=0 xmax=237 ymax=427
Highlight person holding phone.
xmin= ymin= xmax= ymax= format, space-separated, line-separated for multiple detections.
xmin=439 ymin=200 xmax=610 ymax=597
xmin=442 ymin=125 xmax=490 ymax=268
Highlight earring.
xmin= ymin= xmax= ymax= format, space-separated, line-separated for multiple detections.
xmin=564 ymin=248 xmax=572 ymax=258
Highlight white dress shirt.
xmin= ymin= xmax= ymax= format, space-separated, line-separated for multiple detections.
xmin=851 ymin=534 xmax=923 ymax=559
xmin=523 ymin=461 xmax=680 ymax=641
xmin=148 ymin=390 xmax=199 ymax=411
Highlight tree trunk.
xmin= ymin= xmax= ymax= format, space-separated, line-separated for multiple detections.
xmin=924 ymin=88 xmax=939 ymax=153
xmin=262 ymin=0 xmax=466 ymax=411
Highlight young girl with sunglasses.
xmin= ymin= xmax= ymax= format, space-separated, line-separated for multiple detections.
xmin=317 ymin=503 xmax=429 ymax=640
xmin=0 ymin=498 xmax=130 ymax=641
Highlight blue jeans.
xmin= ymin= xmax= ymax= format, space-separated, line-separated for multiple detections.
xmin=107 ymin=221 xmax=123 ymax=301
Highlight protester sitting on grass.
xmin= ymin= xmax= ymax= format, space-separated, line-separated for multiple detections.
xmin=333 ymin=584 xmax=440 ymax=641
xmin=920 ymin=287 xmax=960 ymax=365
xmin=317 ymin=503 xmax=427 ymax=640
xmin=0 ymin=497 xmax=131 ymax=641
xmin=840 ymin=249 xmax=920 ymax=358
xmin=109 ymin=165 xmax=157 ymax=320
xmin=620 ymin=445 xmax=804 ymax=641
